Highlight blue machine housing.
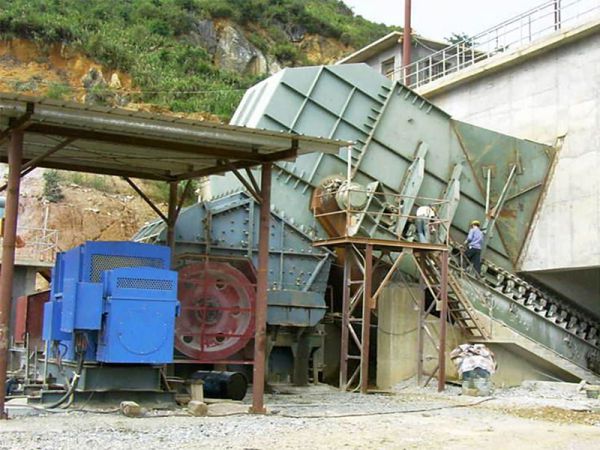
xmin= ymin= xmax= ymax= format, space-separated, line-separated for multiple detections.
xmin=42 ymin=241 xmax=180 ymax=364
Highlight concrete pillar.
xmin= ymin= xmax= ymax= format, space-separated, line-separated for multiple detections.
xmin=377 ymin=283 xmax=422 ymax=389
xmin=377 ymin=282 xmax=462 ymax=389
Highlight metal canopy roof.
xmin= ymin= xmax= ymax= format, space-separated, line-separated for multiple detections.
xmin=0 ymin=93 xmax=346 ymax=181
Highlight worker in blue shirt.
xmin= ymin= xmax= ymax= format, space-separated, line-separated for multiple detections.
xmin=464 ymin=220 xmax=483 ymax=275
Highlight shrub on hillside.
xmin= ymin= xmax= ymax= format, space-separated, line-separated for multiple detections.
xmin=42 ymin=170 xmax=64 ymax=203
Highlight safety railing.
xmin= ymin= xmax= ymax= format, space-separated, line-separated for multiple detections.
xmin=312 ymin=187 xmax=451 ymax=246
xmin=1 ymin=226 xmax=59 ymax=264
xmin=399 ymin=0 xmax=600 ymax=89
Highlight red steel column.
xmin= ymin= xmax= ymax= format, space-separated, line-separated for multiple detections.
xmin=0 ymin=129 xmax=24 ymax=419
xmin=167 ymin=181 xmax=177 ymax=267
xmin=360 ymin=244 xmax=373 ymax=394
xmin=402 ymin=0 xmax=413 ymax=82
xmin=416 ymin=280 xmax=424 ymax=387
xmin=437 ymin=251 xmax=449 ymax=392
xmin=339 ymin=249 xmax=351 ymax=390
xmin=251 ymin=162 xmax=271 ymax=414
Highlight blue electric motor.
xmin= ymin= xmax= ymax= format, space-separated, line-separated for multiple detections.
xmin=42 ymin=241 xmax=180 ymax=364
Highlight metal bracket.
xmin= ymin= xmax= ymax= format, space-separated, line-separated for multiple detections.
xmin=481 ymin=164 xmax=517 ymax=254
xmin=436 ymin=163 xmax=463 ymax=244
xmin=0 ymin=102 xmax=34 ymax=144
xmin=395 ymin=141 xmax=428 ymax=236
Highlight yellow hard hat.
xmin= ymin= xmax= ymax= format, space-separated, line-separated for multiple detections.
xmin=470 ymin=220 xmax=480 ymax=226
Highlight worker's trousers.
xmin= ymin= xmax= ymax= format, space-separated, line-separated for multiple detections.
xmin=465 ymin=247 xmax=481 ymax=275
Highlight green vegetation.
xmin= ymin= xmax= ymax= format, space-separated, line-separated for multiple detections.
xmin=0 ymin=0 xmax=394 ymax=118
xmin=197 ymin=0 xmax=394 ymax=48
xmin=46 ymin=82 xmax=73 ymax=100
xmin=65 ymin=172 xmax=117 ymax=193
xmin=42 ymin=170 xmax=64 ymax=203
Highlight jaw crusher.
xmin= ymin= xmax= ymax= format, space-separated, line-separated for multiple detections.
xmin=134 ymin=193 xmax=332 ymax=384
xmin=138 ymin=63 xmax=600 ymax=385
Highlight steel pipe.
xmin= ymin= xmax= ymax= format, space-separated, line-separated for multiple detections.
xmin=438 ymin=251 xmax=449 ymax=392
xmin=167 ymin=181 xmax=178 ymax=267
xmin=251 ymin=162 xmax=271 ymax=414
xmin=0 ymin=129 xmax=24 ymax=419
xmin=402 ymin=0 xmax=412 ymax=81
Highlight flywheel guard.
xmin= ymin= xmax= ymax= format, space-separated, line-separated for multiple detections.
xmin=176 ymin=261 xmax=255 ymax=361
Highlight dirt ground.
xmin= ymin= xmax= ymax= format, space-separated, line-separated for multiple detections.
xmin=2 ymin=383 xmax=600 ymax=450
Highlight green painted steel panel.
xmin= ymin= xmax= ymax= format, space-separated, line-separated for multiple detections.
xmin=227 ymin=64 xmax=556 ymax=271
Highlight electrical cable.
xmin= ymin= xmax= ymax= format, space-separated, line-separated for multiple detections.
xmin=1 ymin=75 xmax=247 ymax=95
xmin=274 ymin=396 xmax=496 ymax=419
xmin=136 ymin=397 xmax=497 ymax=419
xmin=41 ymin=336 xmax=87 ymax=410
xmin=6 ymin=403 xmax=120 ymax=415
xmin=41 ymin=353 xmax=83 ymax=409
xmin=7 ymin=397 xmax=497 ymax=418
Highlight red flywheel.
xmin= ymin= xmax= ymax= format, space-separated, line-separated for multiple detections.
xmin=176 ymin=261 xmax=255 ymax=361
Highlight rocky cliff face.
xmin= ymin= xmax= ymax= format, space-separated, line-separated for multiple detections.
xmin=0 ymin=19 xmax=351 ymax=249
xmin=191 ymin=19 xmax=345 ymax=76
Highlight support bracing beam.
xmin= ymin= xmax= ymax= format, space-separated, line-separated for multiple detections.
xmin=21 ymin=138 xmax=76 ymax=173
xmin=395 ymin=142 xmax=428 ymax=236
xmin=482 ymin=164 xmax=517 ymax=254
xmin=437 ymin=163 xmax=462 ymax=244
xmin=175 ymin=179 xmax=193 ymax=218
xmin=123 ymin=177 xmax=167 ymax=223
xmin=231 ymin=166 xmax=262 ymax=204
xmin=0 ymin=138 xmax=77 ymax=193
xmin=244 ymin=168 xmax=260 ymax=196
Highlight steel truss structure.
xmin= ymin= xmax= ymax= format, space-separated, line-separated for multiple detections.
xmin=314 ymin=238 xmax=450 ymax=393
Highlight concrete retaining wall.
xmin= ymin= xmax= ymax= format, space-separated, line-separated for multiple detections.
xmin=425 ymin=30 xmax=600 ymax=274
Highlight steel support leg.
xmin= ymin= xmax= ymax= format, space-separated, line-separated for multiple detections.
xmin=167 ymin=181 xmax=177 ymax=267
xmin=416 ymin=280 xmax=424 ymax=387
xmin=437 ymin=251 xmax=449 ymax=392
xmin=339 ymin=248 xmax=351 ymax=390
xmin=0 ymin=130 xmax=24 ymax=419
xmin=251 ymin=162 xmax=271 ymax=414
xmin=360 ymin=244 xmax=373 ymax=394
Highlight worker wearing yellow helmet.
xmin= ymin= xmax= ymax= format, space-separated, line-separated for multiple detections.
xmin=464 ymin=219 xmax=483 ymax=275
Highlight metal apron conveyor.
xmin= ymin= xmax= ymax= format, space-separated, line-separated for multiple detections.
xmin=444 ymin=253 xmax=600 ymax=380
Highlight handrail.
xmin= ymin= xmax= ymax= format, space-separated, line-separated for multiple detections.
xmin=312 ymin=188 xmax=451 ymax=245
xmin=398 ymin=0 xmax=600 ymax=89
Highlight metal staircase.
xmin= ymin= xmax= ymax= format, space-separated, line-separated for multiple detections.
xmin=419 ymin=251 xmax=600 ymax=382
xmin=415 ymin=253 xmax=487 ymax=340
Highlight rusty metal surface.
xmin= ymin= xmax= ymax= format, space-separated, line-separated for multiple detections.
xmin=313 ymin=236 xmax=447 ymax=251
xmin=14 ymin=290 xmax=48 ymax=347
xmin=251 ymin=162 xmax=271 ymax=414
xmin=176 ymin=261 xmax=255 ymax=361
xmin=438 ymin=251 xmax=449 ymax=392
xmin=0 ymin=93 xmax=344 ymax=182
xmin=0 ymin=129 xmax=23 ymax=419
